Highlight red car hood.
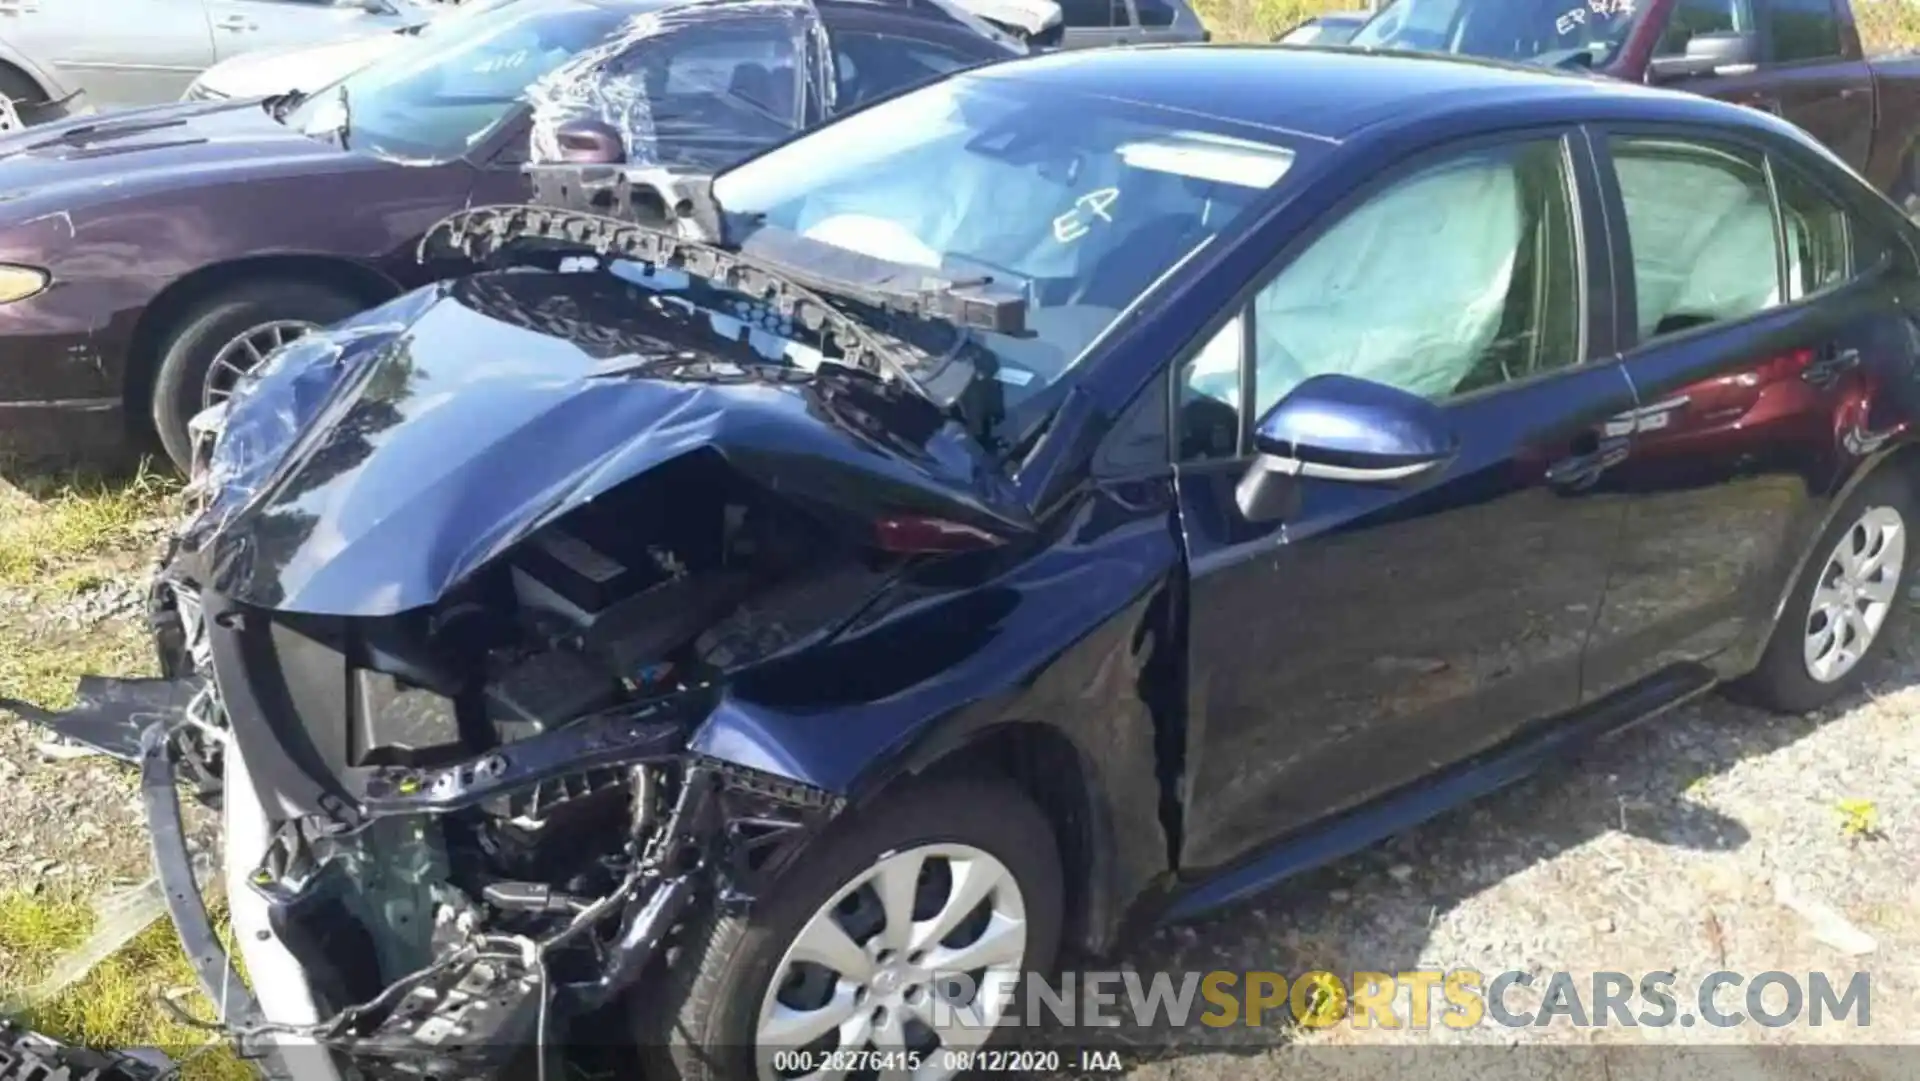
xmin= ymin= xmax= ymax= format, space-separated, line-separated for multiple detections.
xmin=0 ymin=98 xmax=375 ymax=214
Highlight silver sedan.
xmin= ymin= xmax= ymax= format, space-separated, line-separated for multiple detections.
xmin=0 ymin=0 xmax=452 ymax=118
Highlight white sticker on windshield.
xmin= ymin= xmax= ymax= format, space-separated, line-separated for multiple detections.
xmin=995 ymin=366 xmax=1035 ymax=387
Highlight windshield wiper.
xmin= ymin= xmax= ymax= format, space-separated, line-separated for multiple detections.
xmin=417 ymin=204 xmax=1029 ymax=400
xmin=334 ymin=84 xmax=352 ymax=148
xmin=264 ymin=88 xmax=308 ymax=122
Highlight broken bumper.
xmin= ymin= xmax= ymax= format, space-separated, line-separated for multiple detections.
xmin=0 ymin=1017 xmax=170 ymax=1081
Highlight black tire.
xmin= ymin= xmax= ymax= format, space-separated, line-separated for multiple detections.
xmin=638 ymin=776 xmax=1064 ymax=1081
xmin=0 ymin=62 xmax=46 ymax=113
xmin=148 ymin=281 xmax=365 ymax=471
xmin=1731 ymin=468 xmax=1917 ymax=713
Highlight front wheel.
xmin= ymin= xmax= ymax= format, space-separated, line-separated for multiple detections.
xmin=640 ymin=776 xmax=1063 ymax=1081
xmin=1733 ymin=469 xmax=1916 ymax=713
xmin=148 ymin=281 xmax=366 ymax=470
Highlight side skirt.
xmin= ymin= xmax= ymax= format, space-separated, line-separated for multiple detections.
xmin=1160 ymin=663 xmax=1716 ymax=924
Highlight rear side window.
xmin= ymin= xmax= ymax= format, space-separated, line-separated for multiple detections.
xmin=1766 ymin=0 xmax=1845 ymax=62
xmin=1059 ymin=0 xmax=1128 ymax=27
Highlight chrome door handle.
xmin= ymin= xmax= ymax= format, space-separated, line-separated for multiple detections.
xmin=216 ymin=14 xmax=255 ymax=30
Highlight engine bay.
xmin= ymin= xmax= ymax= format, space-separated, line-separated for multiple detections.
xmin=156 ymin=454 xmax=886 ymax=1078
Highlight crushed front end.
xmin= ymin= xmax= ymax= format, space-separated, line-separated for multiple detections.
xmin=0 ymin=251 xmax=1029 ymax=1076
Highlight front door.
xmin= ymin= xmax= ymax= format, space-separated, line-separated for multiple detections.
xmin=1167 ymin=131 xmax=1635 ymax=875
xmin=206 ymin=0 xmax=416 ymax=63
xmin=8 ymin=0 xmax=215 ymax=108
xmin=1174 ymin=131 xmax=1639 ymax=874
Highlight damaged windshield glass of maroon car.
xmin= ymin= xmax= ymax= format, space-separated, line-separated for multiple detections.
xmin=1350 ymin=0 xmax=1638 ymax=67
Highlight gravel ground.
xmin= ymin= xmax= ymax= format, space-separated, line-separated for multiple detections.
xmin=2 ymin=491 xmax=1916 ymax=1077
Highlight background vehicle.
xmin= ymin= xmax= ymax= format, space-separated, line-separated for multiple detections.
xmin=1348 ymin=0 xmax=1920 ymax=212
xmin=0 ymin=0 xmax=453 ymax=116
xmin=1050 ymin=0 xmax=1207 ymax=47
xmin=1276 ymin=8 xmax=1370 ymax=43
xmin=184 ymin=0 xmax=1029 ymax=100
xmin=184 ymin=0 xmax=527 ymax=102
xmin=17 ymin=46 xmax=1920 ymax=1081
xmin=0 ymin=0 xmax=1020 ymax=471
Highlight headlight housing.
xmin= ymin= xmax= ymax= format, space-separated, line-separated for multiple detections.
xmin=0 ymin=265 xmax=49 ymax=304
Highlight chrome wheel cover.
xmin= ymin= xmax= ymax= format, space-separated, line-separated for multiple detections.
xmin=203 ymin=320 xmax=316 ymax=408
xmin=754 ymin=843 xmax=1028 ymax=1080
xmin=1804 ymin=504 xmax=1905 ymax=683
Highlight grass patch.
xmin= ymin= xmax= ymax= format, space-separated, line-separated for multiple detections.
xmin=0 ymin=621 xmax=153 ymax=711
xmin=0 ymin=889 xmax=251 ymax=1081
xmin=0 ymin=891 xmax=93 ymax=990
xmin=0 ymin=463 xmax=177 ymax=588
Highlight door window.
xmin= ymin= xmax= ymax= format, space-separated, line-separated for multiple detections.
xmin=1610 ymin=137 xmax=1782 ymax=340
xmin=1774 ymin=164 xmax=1851 ymax=299
xmin=1653 ymin=0 xmax=1753 ymax=56
xmin=1765 ymin=0 xmax=1844 ymax=62
xmin=1136 ymin=0 xmax=1177 ymax=27
xmin=832 ymin=32 xmax=983 ymax=107
xmin=1059 ymin=0 xmax=1127 ymax=27
xmin=1177 ymin=138 xmax=1583 ymax=458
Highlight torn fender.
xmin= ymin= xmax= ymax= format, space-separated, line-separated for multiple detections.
xmin=0 ymin=676 xmax=202 ymax=762
xmin=183 ymin=268 xmax=1033 ymax=617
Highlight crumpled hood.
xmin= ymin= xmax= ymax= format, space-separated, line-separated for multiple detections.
xmin=0 ymin=100 xmax=355 ymax=214
xmin=185 ymin=267 xmax=1031 ymax=617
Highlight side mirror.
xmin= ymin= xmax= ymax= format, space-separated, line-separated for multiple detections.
xmin=1235 ymin=374 xmax=1457 ymax=522
xmin=1645 ymin=30 xmax=1758 ymax=82
xmin=551 ymin=117 xmax=627 ymax=165
xmin=358 ymin=0 xmax=397 ymax=13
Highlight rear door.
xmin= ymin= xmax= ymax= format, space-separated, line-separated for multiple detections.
xmin=4 ymin=0 xmax=215 ymax=107
xmin=1580 ymin=127 xmax=1903 ymax=694
xmin=1174 ymin=129 xmax=1639 ymax=874
xmin=1755 ymin=0 xmax=1872 ymax=172
xmin=206 ymin=0 xmax=417 ymax=63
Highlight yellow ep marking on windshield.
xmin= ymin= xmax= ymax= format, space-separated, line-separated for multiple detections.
xmin=1053 ymin=188 xmax=1121 ymax=244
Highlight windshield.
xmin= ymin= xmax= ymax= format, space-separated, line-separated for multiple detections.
xmin=289 ymin=0 xmax=628 ymax=161
xmin=711 ymin=73 xmax=1303 ymax=446
xmin=1349 ymin=0 xmax=1638 ymax=66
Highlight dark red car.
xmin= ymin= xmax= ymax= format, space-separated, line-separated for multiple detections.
xmin=1347 ymin=0 xmax=1920 ymax=212
xmin=0 ymin=0 xmax=1019 ymax=469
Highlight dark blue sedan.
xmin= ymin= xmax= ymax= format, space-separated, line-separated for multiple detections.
xmin=18 ymin=43 xmax=1920 ymax=1081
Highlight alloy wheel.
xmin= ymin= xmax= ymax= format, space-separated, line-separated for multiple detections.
xmin=202 ymin=320 xmax=317 ymax=409
xmin=755 ymin=843 xmax=1028 ymax=1080
xmin=1803 ymin=504 xmax=1906 ymax=683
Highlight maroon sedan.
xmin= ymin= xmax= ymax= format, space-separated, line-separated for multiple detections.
xmin=0 ymin=0 xmax=1019 ymax=469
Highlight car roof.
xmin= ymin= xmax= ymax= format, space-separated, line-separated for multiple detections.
xmin=580 ymin=0 xmax=1009 ymax=37
xmin=967 ymin=44 xmax=1793 ymax=145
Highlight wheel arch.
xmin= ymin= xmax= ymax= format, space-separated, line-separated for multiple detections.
xmin=1758 ymin=441 xmax=1920 ymax=643
xmin=882 ymin=719 xmax=1133 ymax=958
xmin=123 ymin=254 xmax=403 ymax=431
